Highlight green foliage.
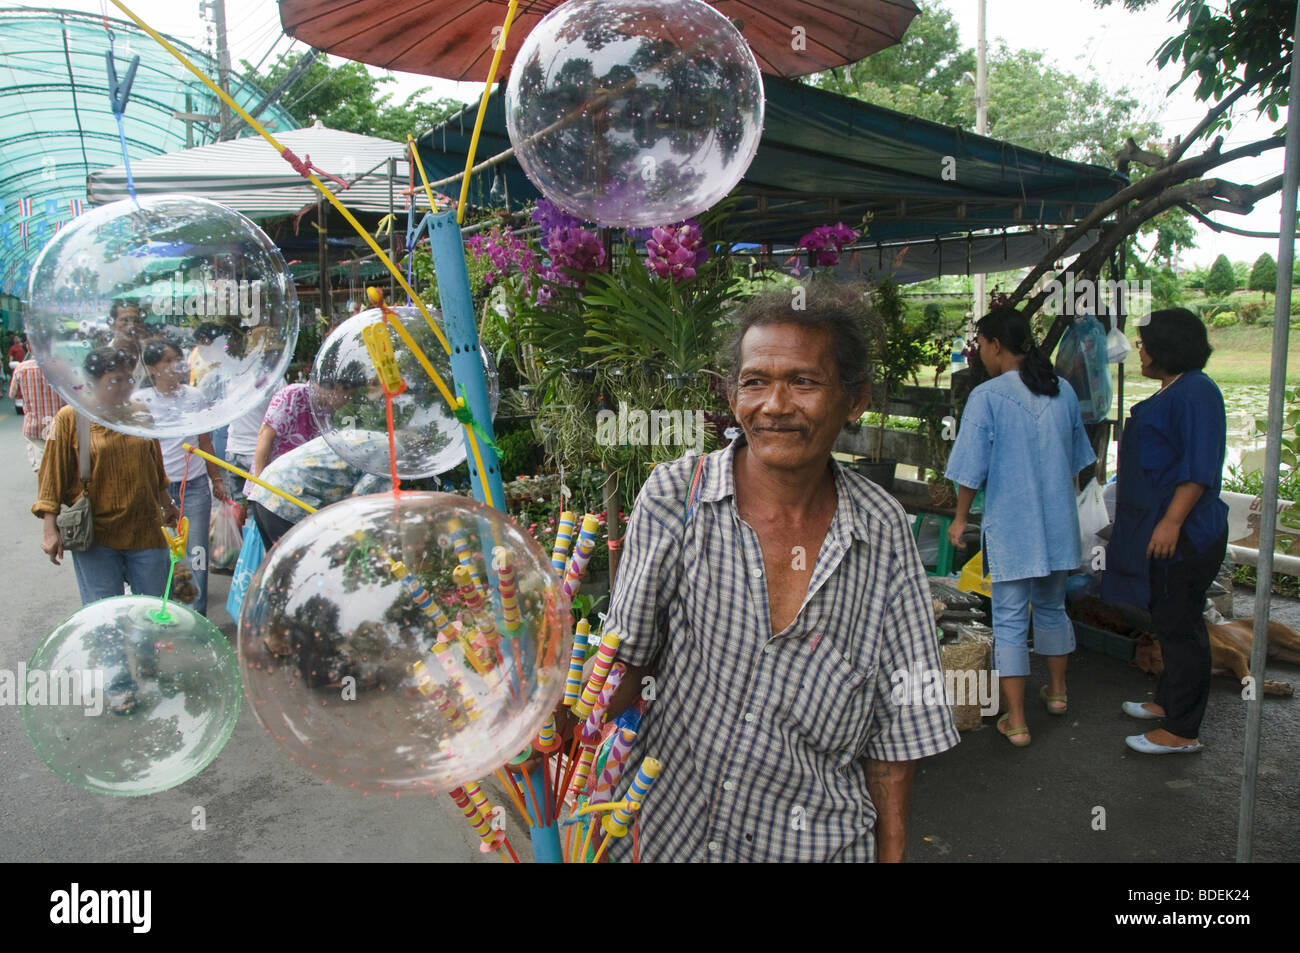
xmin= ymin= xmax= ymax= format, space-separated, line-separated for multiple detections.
xmin=809 ymin=1 xmax=1154 ymax=165
xmin=1150 ymin=265 xmax=1184 ymax=309
xmin=1209 ymin=310 xmax=1238 ymax=328
xmin=868 ymin=278 xmax=944 ymax=461
xmin=1249 ymin=253 xmax=1278 ymax=292
xmin=1095 ymin=0 xmax=1295 ymax=131
xmin=1251 ymin=386 xmax=1300 ymax=471
xmin=805 ymin=3 xmax=974 ymax=126
xmin=1237 ymin=300 xmax=1264 ymax=324
xmin=240 ymin=53 xmax=462 ymax=140
xmin=1206 ymin=254 xmax=1237 ymax=296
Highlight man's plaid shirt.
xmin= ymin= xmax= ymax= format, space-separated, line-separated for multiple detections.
xmin=605 ymin=433 xmax=960 ymax=862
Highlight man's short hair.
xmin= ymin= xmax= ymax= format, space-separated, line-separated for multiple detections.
xmin=109 ymin=299 xmax=141 ymax=322
xmin=721 ymin=282 xmax=875 ymax=403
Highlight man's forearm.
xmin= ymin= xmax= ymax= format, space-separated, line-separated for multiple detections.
xmin=865 ymin=759 xmax=915 ymax=862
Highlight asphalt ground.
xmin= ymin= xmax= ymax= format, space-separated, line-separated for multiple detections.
xmin=1 ymin=394 xmax=1295 ymax=863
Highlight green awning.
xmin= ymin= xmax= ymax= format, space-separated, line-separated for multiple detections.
xmin=418 ymin=74 xmax=1127 ymax=245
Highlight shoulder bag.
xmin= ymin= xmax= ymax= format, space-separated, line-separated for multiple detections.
xmin=55 ymin=413 xmax=95 ymax=551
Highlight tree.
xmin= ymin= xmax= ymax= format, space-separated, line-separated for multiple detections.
xmin=1249 ymin=253 xmax=1278 ymax=292
xmin=1005 ymin=0 xmax=1293 ymax=349
xmin=807 ymin=3 xmax=974 ymax=127
xmin=1206 ymin=254 xmax=1237 ymax=296
xmin=240 ymin=53 xmax=462 ymax=141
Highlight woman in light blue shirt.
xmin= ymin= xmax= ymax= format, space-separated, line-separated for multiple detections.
xmin=946 ymin=307 xmax=1096 ymax=747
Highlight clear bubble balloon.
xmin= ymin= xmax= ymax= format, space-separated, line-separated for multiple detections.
xmin=505 ymin=0 xmax=764 ymax=227
xmin=238 ymin=492 xmax=569 ymax=794
xmin=23 ymin=596 xmax=242 ymax=796
xmin=309 ymin=307 xmax=498 ymax=479
xmin=25 ymin=195 xmax=298 ymax=438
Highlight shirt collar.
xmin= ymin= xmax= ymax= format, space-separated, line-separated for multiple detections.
xmin=699 ymin=430 xmax=872 ymax=543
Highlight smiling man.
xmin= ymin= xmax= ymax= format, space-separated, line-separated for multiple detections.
xmin=599 ymin=284 xmax=960 ymax=863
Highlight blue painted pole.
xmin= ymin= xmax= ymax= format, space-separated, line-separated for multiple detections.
xmin=426 ymin=208 xmax=505 ymax=510
xmin=514 ymin=757 xmax=563 ymax=863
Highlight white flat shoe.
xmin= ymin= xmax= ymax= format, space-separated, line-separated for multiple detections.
xmin=1122 ymin=701 xmax=1162 ymax=720
xmin=1125 ymin=733 xmax=1203 ymax=755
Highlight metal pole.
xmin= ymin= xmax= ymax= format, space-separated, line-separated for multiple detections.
xmin=1237 ymin=0 xmax=1300 ymax=863
xmin=210 ymin=0 xmax=232 ymax=136
xmin=972 ymin=0 xmax=988 ymax=322
xmin=388 ymin=157 xmax=397 ymax=302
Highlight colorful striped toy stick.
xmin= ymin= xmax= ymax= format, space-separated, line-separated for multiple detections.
xmin=563 ymin=620 xmax=591 ymax=708
xmin=571 ymin=629 xmax=621 ymax=722
xmin=569 ymin=743 xmax=597 ymax=799
xmin=492 ymin=546 xmax=522 ymax=631
xmin=551 ymin=511 xmax=576 ymax=573
xmin=582 ymin=661 xmax=625 ymax=742
xmin=562 ymin=513 xmax=601 ymax=598
xmin=603 ymin=757 xmax=662 ymax=839
xmin=431 ymin=641 xmax=481 ymax=721
xmin=590 ymin=727 xmax=638 ymax=803
xmin=449 ymin=784 xmax=510 ymax=859
xmin=446 ymin=517 xmax=488 ymax=597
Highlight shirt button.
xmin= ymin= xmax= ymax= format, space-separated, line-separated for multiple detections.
xmin=723 ymin=780 xmax=735 ymax=792
xmin=708 ymin=841 xmax=721 ymax=853
xmin=751 ymin=567 xmax=763 ymax=579
xmin=763 ymin=645 xmax=775 ymax=655
xmin=744 ymin=712 xmax=755 ymax=723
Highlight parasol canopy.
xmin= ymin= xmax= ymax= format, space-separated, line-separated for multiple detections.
xmin=277 ymin=0 xmax=920 ymax=81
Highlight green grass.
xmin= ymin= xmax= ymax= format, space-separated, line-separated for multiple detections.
xmin=1120 ymin=318 xmax=1300 ymax=387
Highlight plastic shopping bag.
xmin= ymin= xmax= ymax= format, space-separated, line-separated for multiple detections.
xmin=1055 ymin=316 xmax=1112 ymax=424
xmin=226 ymin=521 xmax=266 ymax=620
xmin=1106 ymin=325 xmax=1132 ymax=364
xmin=1076 ymin=477 xmax=1110 ymax=569
xmin=210 ymin=500 xmax=243 ymax=570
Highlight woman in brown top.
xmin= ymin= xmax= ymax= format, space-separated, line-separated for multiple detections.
xmin=34 ymin=348 xmax=179 ymax=606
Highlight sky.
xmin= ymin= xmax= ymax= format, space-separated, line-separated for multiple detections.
xmin=21 ymin=0 xmax=1293 ymax=269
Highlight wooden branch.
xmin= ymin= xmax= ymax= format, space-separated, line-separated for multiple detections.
xmin=1006 ymin=136 xmax=1285 ymax=311
xmin=1115 ymin=136 xmax=1165 ymax=171
xmin=1166 ymin=82 xmax=1257 ymax=165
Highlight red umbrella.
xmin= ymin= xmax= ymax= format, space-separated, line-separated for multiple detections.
xmin=278 ymin=0 xmax=919 ymax=81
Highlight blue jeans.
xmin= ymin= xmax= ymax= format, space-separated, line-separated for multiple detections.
xmin=990 ymin=570 xmax=1075 ymax=678
xmin=72 ymin=545 xmax=170 ymax=606
xmin=171 ymin=474 xmax=212 ymax=616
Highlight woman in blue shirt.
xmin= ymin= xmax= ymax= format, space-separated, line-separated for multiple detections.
xmin=947 ymin=307 xmax=1095 ymax=747
xmin=1102 ymin=308 xmax=1227 ymax=755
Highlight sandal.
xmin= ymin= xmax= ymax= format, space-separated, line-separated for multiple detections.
xmin=1039 ymin=685 xmax=1068 ymax=716
xmin=997 ymin=713 xmax=1031 ymax=747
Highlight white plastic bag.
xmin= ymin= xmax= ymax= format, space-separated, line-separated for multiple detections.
xmin=1077 ymin=477 xmax=1109 ymax=568
xmin=1106 ymin=325 xmax=1132 ymax=364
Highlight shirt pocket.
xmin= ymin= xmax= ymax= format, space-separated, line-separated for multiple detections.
xmin=777 ymin=637 xmax=875 ymax=760
xmin=1137 ymin=427 xmax=1178 ymax=475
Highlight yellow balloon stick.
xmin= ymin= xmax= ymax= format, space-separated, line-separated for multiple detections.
xmin=408 ymin=134 xmax=439 ymax=213
xmin=181 ymin=443 xmax=316 ymax=515
xmin=458 ymin=0 xmax=519 ymax=224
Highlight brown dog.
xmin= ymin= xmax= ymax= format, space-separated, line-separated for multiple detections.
xmin=1135 ymin=618 xmax=1300 ymax=696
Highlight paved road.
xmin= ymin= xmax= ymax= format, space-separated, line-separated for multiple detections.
xmin=0 ymin=394 xmax=1295 ymax=863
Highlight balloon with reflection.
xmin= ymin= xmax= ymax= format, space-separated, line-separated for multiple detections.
xmin=505 ymin=0 xmax=764 ymax=227
xmin=23 ymin=596 xmax=242 ymax=796
xmin=24 ymin=195 xmax=298 ymax=438
xmin=309 ymin=307 xmax=499 ymax=479
xmin=238 ymin=492 xmax=569 ymax=794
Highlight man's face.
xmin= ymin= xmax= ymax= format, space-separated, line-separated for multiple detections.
xmin=112 ymin=306 xmax=142 ymax=338
xmin=727 ymin=322 xmax=869 ymax=472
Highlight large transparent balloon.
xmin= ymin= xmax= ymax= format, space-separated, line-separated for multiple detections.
xmin=23 ymin=596 xmax=242 ymax=796
xmin=24 ymin=195 xmax=298 ymax=438
xmin=505 ymin=0 xmax=764 ymax=227
xmin=238 ymin=492 xmax=569 ymax=794
xmin=309 ymin=307 xmax=498 ymax=479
